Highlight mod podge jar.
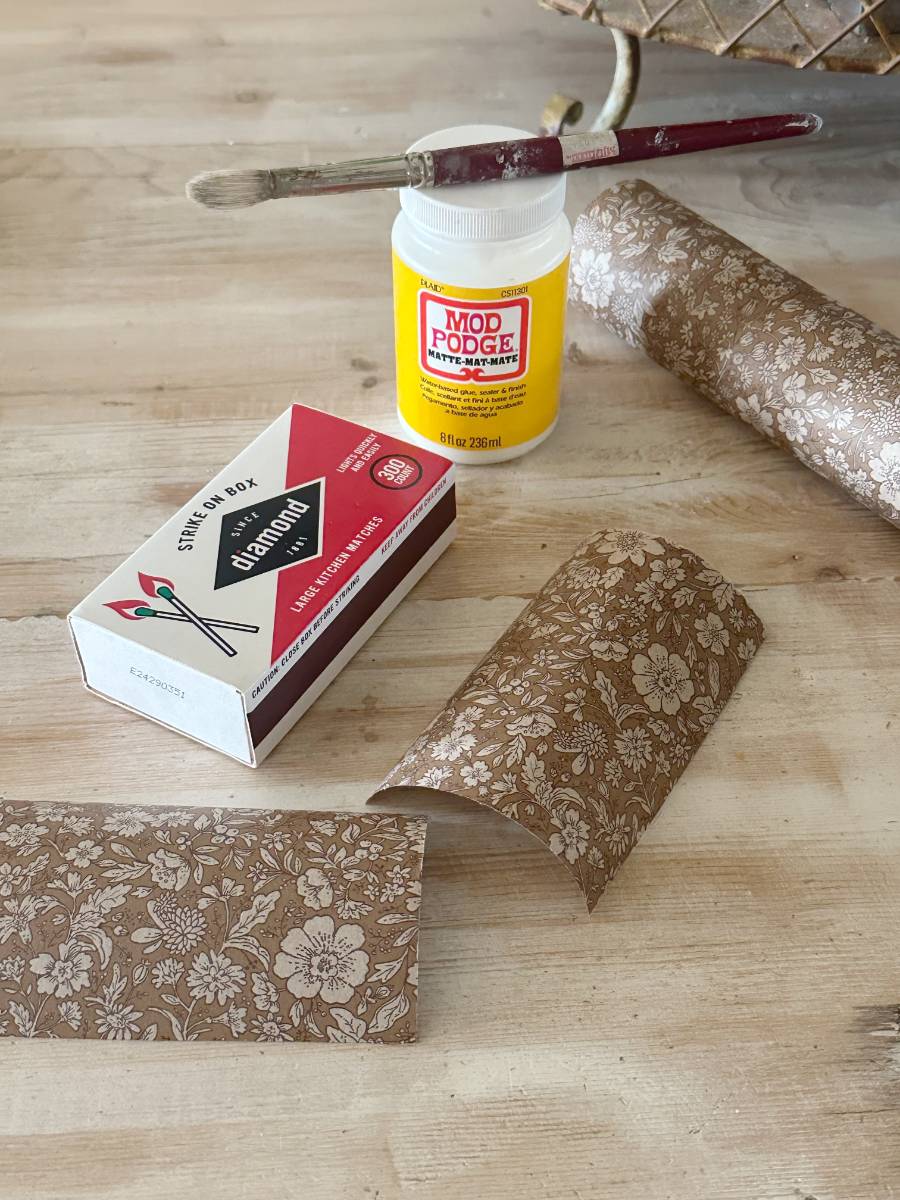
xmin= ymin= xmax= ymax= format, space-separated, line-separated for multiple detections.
xmin=392 ymin=125 xmax=571 ymax=464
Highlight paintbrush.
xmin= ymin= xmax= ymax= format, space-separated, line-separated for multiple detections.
xmin=186 ymin=113 xmax=821 ymax=210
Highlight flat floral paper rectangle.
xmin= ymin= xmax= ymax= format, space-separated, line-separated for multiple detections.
xmin=374 ymin=529 xmax=763 ymax=912
xmin=0 ymin=803 xmax=424 ymax=1044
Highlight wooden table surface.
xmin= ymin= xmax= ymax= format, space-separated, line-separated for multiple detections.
xmin=2 ymin=2 xmax=899 ymax=1197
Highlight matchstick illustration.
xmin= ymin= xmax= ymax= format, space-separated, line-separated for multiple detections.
xmin=108 ymin=573 xmax=240 ymax=657
xmin=135 ymin=607 xmax=259 ymax=632
xmin=105 ymin=600 xmax=259 ymax=634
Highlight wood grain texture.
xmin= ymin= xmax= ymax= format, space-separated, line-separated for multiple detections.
xmin=1 ymin=2 xmax=899 ymax=1197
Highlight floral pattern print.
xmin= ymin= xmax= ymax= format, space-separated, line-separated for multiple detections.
xmin=571 ymin=180 xmax=900 ymax=528
xmin=0 ymin=804 xmax=424 ymax=1043
xmin=376 ymin=529 xmax=763 ymax=912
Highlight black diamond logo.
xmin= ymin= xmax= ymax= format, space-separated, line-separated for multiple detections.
xmin=214 ymin=479 xmax=323 ymax=589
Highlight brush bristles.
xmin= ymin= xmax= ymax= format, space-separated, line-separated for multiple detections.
xmin=186 ymin=169 xmax=275 ymax=209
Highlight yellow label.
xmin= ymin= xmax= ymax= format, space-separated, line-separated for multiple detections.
xmin=393 ymin=252 xmax=569 ymax=453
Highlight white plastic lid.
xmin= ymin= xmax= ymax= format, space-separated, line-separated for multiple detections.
xmin=399 ymin=124 xmax=567 ymax=242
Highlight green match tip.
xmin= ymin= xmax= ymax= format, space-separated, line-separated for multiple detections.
xmin=135 ymin=606 xmax=155 ymax=617
xmin=157 ymin=585 xmax=174 ymax=600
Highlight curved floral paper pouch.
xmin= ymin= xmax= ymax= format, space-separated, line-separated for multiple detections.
xmin=571 ymin=179 xmax=900 ymax=527
xmin=374 ymin=530 xmax=763 ymax=912
xmin=0 ymin=803 xmax=424 ymax=1044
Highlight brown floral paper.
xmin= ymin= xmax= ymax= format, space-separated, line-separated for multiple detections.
xmin=375 ymin=529 xmax=763 ymax=912
xmin=571 ymin=180 xmax=900 ymax=528
xmin=0 ymin=803 xmax=424 ymax=1044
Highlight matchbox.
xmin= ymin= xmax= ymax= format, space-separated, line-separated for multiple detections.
xmin=68 ymin=405 xmax=456 ymax=765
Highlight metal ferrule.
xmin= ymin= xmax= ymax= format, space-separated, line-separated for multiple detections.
xmin=274 ymin=151 xmax=434 ymax=198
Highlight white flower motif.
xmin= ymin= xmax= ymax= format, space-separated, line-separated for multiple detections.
xmin=870 ymin=403 xmax=900 ymax=442
xmin=602 ymin=813 xmax=633 ymax=858
xmin=572 ymin=248 xmax=613 ymax=311
xmin=251 ymin=971 xmax=280 ymax=1014
xmin=554 ymin=723 xmax=608 ymax=776
xmin=132 ymin=901 xmax=207 ymax=956
xmin=869 ymin=442 xmax=900 ymax=512
xmin=0 ymin=955 xmax=24 ymax=982
xmin=59 ymin=816 xmax=93 ymax=835
xmin=274 ymin=916 xmax=369 ymax=1005
xmin=147 ymin=849 xmax=191 ymax=892
xmin=828 ymin=322 xmax=865 ymax=349
xmin=0 ymin=823 xmax=48 ymax=854
xmin=417 ymin=766 xmax=451 ymax=789
xmin=694 ymin=613 xmax=729 ymax=655
xmin=781 ymin=373 xmax=807 ymax=405
xmin=253 ymin=1016 xmax=293 ymax=1042
xmin=102 ymin=809 xmax=153 ymax=837
xmin=0 ymin=895 xmax=39 ymax=945
xmin=31 ymin=804 xmax=70 ymax=823
xmin=0 ymin=863 xmax=26 ymax=897
xmin=150 ymin=957 xmax=184 ymax=989
xmin=844 ymin=469 xmax=875 ymax=499
xmin=631 ymin=644 xmax=695 ymax=715
xmin=454 ymin=705 xmax=483 ymax=730
xmin=296 ymin=868 xmax=334 ymax=911
xmin=29 ymin=942 xmax=92 ymax=999
xmin=186 ymin=950 xmax=246 ymax=1006
xmin=95 ymin=1004 xmax=142 ymax=1040
xmin=163 ymin=908 xmax=206 ymax=954
xmin=735 ymin=393 xmax=774 ymax=434
xmin=64 ymin=840 xmax=102 ymax=868
xmin=713 ymin=253 xmax=747 ymax=285
xmin=614 ymin=727 xmax=654 ymax=771
xmin=548 ymin=808 xmax=590 ymax=864
xmin=379 ymin=865 xmax=410 ymax=904
xmin=594 ymin=530 xmax=665 ymax=567
xmin=460 ymin=761 xmax=490 ymax=788
xmin=777 ymin=407 xmax=808 ymax=443
xmin=429 ymin=730 xmax=477 ymax=762
xmin=649 ymin=557 xmax=685 ymax=590
xmin=216 ymin=1004 xmax=247 ymax=1038
xmin=604 ymin=759 xmax=623 ymax=786
xmin=773 ymin=335 xmax=806 ymax=370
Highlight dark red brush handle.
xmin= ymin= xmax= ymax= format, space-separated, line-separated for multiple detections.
xmin=612 ymin=112 xmax=821 ymax=164
xmin=430 ymin=114 xmax=822 ymax=187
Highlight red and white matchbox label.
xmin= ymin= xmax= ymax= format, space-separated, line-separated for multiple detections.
xmin=69 ymin=405 xmax=455 ymax=765
xmin=418 ymin=291 xmax=531 ymax=383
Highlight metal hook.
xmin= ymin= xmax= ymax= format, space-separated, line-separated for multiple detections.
xmin=538 ymin=5 xmax=641 ymax=134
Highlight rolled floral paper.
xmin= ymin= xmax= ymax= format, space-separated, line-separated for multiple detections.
xmin=0 ymin=803 xmax=424 ymax=1044
xmin=571 ymin=180 xmax=900 ymax=527
xmin=374 ymin=529 xmax=763 ymax=912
